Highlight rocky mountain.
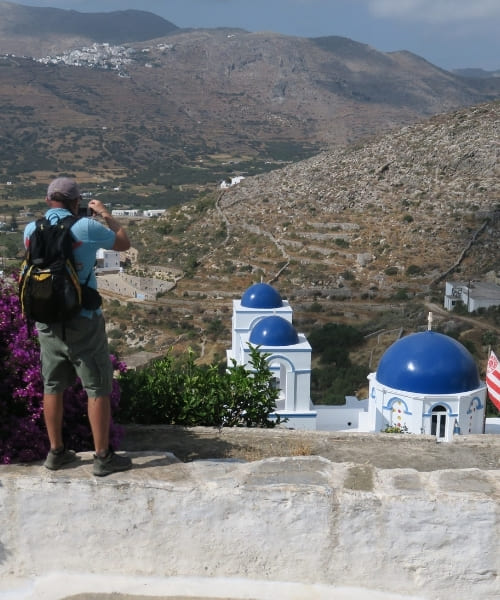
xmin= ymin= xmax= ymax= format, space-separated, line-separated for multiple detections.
xmin=162 ymin=101 xmax=499 ymax=298
xmin=454 ymin=68 xmax=500 ymax=79
xmin=0 ymin=3 xmax=500 ymax=181
xmin=0 ymin=1 xmax=178 ymax=55
xmin=103 ymin=101 xmax=499 ymax=363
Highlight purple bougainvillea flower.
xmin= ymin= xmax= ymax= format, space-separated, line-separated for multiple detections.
xmin=1 ymin=273 xmax=126 ymax=463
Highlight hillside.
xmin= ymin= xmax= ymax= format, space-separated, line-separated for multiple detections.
xmin=159 ymin=101 xmax=499 ymax=295
xmin=0 ymin=1 xmax=178 ymax=54
xmin=102 ymin=101 xmax=499 ymax=369
xmin=0 ymin=3 xmax=499 ymax=371
xmin=0 ymin=5 xmax=499 ymax=182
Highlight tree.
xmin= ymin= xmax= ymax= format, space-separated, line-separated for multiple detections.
xmin=308 ymin=323 xmax=364 ymax=367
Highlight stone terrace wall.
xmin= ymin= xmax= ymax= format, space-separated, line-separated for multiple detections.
xmin=1 ymin=453 xmax=499 ymax=599
xmin=97 ymin=273 xmax=175 ymax=301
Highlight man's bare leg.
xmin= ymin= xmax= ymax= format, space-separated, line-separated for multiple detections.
xmin=43 ymin=392 xmax=64 ymax=450
xmin=87 ymin=396 xmax=111 ymax=456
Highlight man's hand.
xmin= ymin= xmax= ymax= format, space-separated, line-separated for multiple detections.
xmin=87 ymin=199 xmax=130 ymax=251
xmin=88 ymin=199 xmax=108 ymax=217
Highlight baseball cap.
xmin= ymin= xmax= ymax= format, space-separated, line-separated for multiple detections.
xmin=47 ymin=177 xmax=81 ymax=201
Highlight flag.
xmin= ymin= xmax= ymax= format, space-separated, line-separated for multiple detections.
xmin=486 ymin=350 xmax=500 ymax=411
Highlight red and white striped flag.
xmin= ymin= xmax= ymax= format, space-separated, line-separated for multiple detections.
xmin=486 ymin=350 xmax=500 ymax=411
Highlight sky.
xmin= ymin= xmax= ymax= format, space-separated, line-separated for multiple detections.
xmin=16 ymin=0 xmax=500 ymax=71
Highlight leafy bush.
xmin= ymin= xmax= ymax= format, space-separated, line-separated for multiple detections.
xmin=117 ymin=346 xmax=280 ymax=428
xmin=406 ymin=264 xmax=423 ymax=276
xmin=0 ymin=274 xmax=125 ymax=464
xmin=482 ymin=331 xmax=497 ymax=347
xmin=341 ymin=270 xmax=355 ymax=281
xmin=391 ymin=288 xmax=409 ymax=301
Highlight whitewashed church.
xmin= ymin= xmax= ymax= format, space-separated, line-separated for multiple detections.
xmin=227 ymin=282 xmax=490 ymax=441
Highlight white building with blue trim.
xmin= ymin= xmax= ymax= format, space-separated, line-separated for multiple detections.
xmin=226 ymin=282 xmax=315 ymax=429
xmin=227 ymin=282 xmax=489 ymax=440
xmin=361 ymin=330 xmax=487 ymax=441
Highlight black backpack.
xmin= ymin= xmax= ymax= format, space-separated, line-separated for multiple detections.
xmin=19 ymin=215 xmax=82 ymax=324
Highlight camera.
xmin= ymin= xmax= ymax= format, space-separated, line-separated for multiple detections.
xmin=78 ymin=206 xmax=95 ymax=217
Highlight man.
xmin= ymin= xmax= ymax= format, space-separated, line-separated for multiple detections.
xmin=23 ymin=177 xmax=132 ymax=476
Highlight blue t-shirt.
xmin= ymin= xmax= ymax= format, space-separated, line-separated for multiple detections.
xmin=23 ymin=208 xmax=116 ymax=318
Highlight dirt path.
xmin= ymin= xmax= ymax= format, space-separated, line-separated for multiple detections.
xmin=426 ymin=301 xmax=500 ymax=333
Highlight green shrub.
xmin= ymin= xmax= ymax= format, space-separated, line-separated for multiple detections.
xmin=117 ymin=345 xmax=280 ymax=428
xmin=391 ymin=288 xmax=409 ymax=301
xmin=406 ymin=264 xmax=422 ymax=276
xmin=309 ymin=301 xmax=323 ymax=313
xmin=341 ymin=270 xmax=355 ymax=281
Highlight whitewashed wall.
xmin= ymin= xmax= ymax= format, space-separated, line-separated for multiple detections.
xmin=1 ymin=453 xmax=499 ymax=600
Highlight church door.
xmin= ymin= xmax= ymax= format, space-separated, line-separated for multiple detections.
xmin=431 ymin=405 xmax=447 ymax=440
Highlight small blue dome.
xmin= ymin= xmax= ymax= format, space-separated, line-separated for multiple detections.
xmin=376 ymin=331 xmax=480 ymax=394
xmin=241 ymin=283 xmax=283 ymax=309
xmin=249 ymin=316 xmax=299 ymax=346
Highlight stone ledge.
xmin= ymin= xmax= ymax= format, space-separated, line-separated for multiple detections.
xmin=3 ymin=451 xmax=500 ymax=492
xmin=119 ymin=425 xmax=500 ymax=471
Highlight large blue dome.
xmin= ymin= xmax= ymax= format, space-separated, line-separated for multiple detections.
xmin=376 ymin=331 xmax=481 ymax=394
xmin=241 ymin=283 xmax=283 ymax=309
xmin=249 ymin=316 xmax=299 ymax=346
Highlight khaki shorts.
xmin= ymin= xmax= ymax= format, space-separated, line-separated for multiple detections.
xmin=37 ymin=313 xmax=113 ymax=397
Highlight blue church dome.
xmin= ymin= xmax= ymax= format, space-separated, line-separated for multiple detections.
xmin=376 ymin=331 xmax=481 ymax=394
xmin=249 ymin=316 xmax=299 ymax=346
xmin=241 ymin=283 xmax=283 ymax=309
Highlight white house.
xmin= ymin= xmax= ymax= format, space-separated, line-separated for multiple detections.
xmin=220 ymin=176 xmax=245 ymax=189
xmin=228 ymin=283 xmax=490 ymax=441
xmin=143 ymin=209 xmax=166 ymax=218
xmin=111 ymin=209 xmax=140 ymax=217
xmin=96 ymin=248 xmax=121 ymax=271
xmin=444 ymin=280 xmax=500 ymax=312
